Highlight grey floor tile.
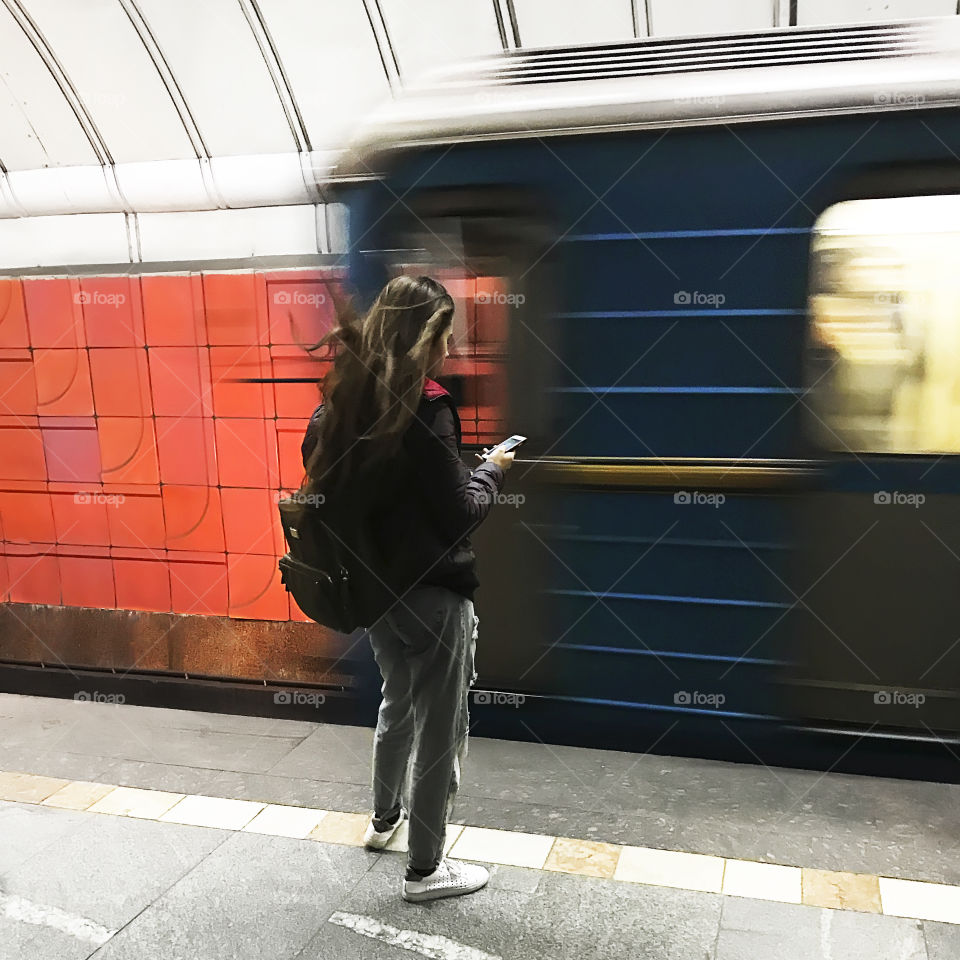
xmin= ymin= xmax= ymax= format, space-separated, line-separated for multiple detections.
xmin=0 ymin=913 xmax=41 ymax=960
xmin=716 ymin=897 xmax=927 ymax=960
xmin=0 ymin=750 xmax=112 ymax=784
xmin=294 ymin=921 xmax=418 ymax=960
xmin=487 ymin=865 xmax=543 ymax=895
xmin=92 ymin=758 xmax=372 ymax=812
xmin=309 ymin=855 xmax=722 ymax=960
xmin=2 ymin=810 xmax=229 ymax=930
xmin=265 ymin=723 xmax=375 ymax=784
xmin=0 ymin=711 xmax=304 ymax=775
xmin=0 ymin=693 xmax=316 ymax=738
xmin=88 ymin=726 xmax=302 ymax=773
xmin=88 ymin=831 xmax=380 ymax=960
xmin=0 ymin=918 xmax=100 ymax=960
xmin=0 ymin=802 xmax=91 ymax=874
xmin=923 ymin=920 xmax=960 ymax=960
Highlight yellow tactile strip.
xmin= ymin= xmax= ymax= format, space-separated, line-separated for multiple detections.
xmin=1 ymin=768 xmax=956 ymax=924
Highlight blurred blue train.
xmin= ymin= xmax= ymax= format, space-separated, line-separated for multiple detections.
xmin=328 ymin=18 xmax=960 ymax=780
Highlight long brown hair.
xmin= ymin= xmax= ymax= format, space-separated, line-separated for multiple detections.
xmin=304 ymin=275 xmax=454 ymax=493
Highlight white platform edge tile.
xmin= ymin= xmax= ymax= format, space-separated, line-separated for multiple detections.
xmin=242 ymin=804 xmax=329 ymax=839
xmin=159 ymin=794 xmax=266 ymax=830
xmin=722 ymin=858 xmax=802 ymax=904
xmin=448 ymin=826 xmax=555 ymax=869
xmin=87 ymin=786 xmax=186 ymax=819
xmin=614 ymin=845 xmax=726 ymax=893
xmin=879 ymin=876 xmax=960 ymax=924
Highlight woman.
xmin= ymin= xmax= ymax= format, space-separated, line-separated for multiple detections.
xmin=300 ymin=275 xmax=514 ymax=902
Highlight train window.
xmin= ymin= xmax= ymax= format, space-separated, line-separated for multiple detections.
xmin=808 ymin=195 xmax=960 ymax=454
xmin=379 ymin=213 xmax=519 ymax=447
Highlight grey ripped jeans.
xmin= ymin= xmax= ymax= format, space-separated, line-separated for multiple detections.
xmin=367 ymin=584 xmax=478 ymax=875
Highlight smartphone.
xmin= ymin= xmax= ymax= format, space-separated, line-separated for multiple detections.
xmin=477 ymin=435 xmax=527 ymax=460
xmin=491 ymin=434 xmax=527 ymax=454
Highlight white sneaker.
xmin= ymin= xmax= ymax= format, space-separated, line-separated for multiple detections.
xmin=363 ymin=810 xmax=404 ymax=850
xmin=402 ymin=858 xmax=489 ymax=903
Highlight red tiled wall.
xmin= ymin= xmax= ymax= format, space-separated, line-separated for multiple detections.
xmin=0 ymin=271 xmax=335 ymax=621
xmin=0 ymin=270 xmax=507 ymax=622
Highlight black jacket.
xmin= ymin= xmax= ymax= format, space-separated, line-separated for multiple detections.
xmin=299 ymin=379 xmax=505 ymax=604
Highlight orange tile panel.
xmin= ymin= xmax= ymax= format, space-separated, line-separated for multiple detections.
xmin=141 ymin=275 xmax=204 ymax=346
xmin=40 ymin=418 xmax=101 ymax=483
xmin=79 ymin=277 xmax=144 ymax=347
xmin=214 ymin=418 xmax=279 ymax=489
xmin=0 ymin=422 xmax=47 ymax=481
xmin=33 ymin=348 xmax=94 ymax=416
xmin=4 ymin=543 xmax=60 ymax=604
xmin=98 ymin=417 xmax=160 ymax=485
xmin=154 ymin=416 xmax=218 ymax=486
xmin=227 ymin=551 xmax=289 ymax=621
xmin=161 ymin=484 xmax=225 ymax=552
xmin=57 ymin=544 xmax=116 ymax=609
xmin=89 ymin=348 xmax=152 ymax=417
xmin=168 ymin=549 xmax=229 ymax=616
xmin=0 ymin=279 xmax=30 ymax=348
xmin=22 ymin=278 xmax=85 ymax=349
xmin=0 ymin=348 xmax=38 ymax=416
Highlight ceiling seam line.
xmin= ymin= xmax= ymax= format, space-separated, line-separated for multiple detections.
xmin=503 ymin=0 xmax=521 ymax=48
xmin=2 ymin=0 xmax=137 ymax=214
xmin=372 ymin=0 xmax=402 ymax=85
xmin=492 ymin=0 xmax=509 ymax=50
xmin=360 ymin=0 xmax=401 ymax=91
xmin=117 ymin=0 xmax=209 ymax=160
xmin=1 ymin=0 xmax=114 ymax=167
xmin=240 ymin=0 xmax=313 ymax=154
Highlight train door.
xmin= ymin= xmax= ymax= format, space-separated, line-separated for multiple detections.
xmin=376 ymin=189 xmax=562 ymax=697
xmin=792 ymin=186 xmax=960 ymax=740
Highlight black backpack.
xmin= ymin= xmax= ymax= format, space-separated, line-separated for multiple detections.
xmin=277 ymin=477 xmax=396 ymax=632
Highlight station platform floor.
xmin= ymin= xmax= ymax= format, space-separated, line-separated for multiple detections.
xmin=1 ymin=691 xmax=959 ymax=960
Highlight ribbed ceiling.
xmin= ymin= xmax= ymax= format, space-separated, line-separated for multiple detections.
xmin=0 ymin=0 xmax=957 ymax=173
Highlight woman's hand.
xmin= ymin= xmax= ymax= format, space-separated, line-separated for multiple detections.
xmin=484 ymin=448 xmax=514 ymax=471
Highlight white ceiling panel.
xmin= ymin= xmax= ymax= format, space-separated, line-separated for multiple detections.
xmin=0 ymin=4 xmax=96 ymax=169
xmin=378 ymin=0 xmax=503 ymax=83
xmin=798 ymin=0 xmax=958 ymax=25
xmin=137 ymin=205 xmax=318 ymax=261
xmin=649 ymin=0 xmax=775 ymax=37
xmin=135 ymin=0 xmax=296 ymax=156
xmin=256 ymin=0 xmax=391 ymax=151
xmin=19 ymin=0 xmax=195 ymax=163
xmin=512 ymin=0 xmax=634 ymax=48
xmin=0 ymin=212 xmax=129 ymax=267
